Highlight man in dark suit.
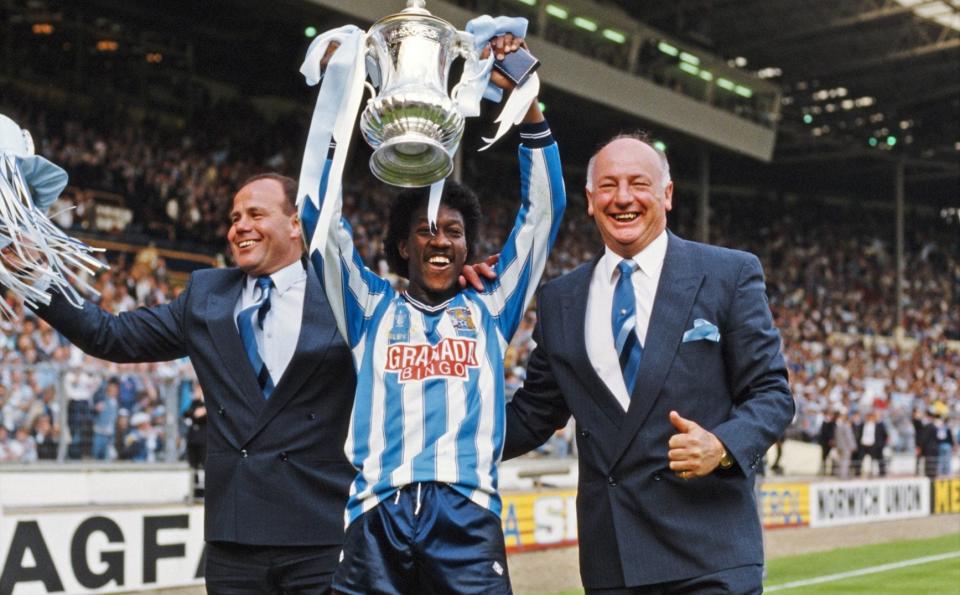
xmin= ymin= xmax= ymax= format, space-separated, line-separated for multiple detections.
xmin=504 ymin=134 xmax=794 ymax=593
xmin=857 ymin=409 xmax=889 ymax=477
xmin=850 ymin=411 xmax=865 ymax=476
xmin=30 ymin=174 xmax=357 ymax=593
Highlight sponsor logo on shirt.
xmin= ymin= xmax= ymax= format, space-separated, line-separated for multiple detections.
xmin=385 ymin=337 xmax=480 ymax=382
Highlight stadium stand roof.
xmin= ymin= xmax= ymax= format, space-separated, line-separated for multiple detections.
xmin=609 ymin=0 xmax=959 ymax=199
xmin=2 ymin=0 xmax=957 ymax=209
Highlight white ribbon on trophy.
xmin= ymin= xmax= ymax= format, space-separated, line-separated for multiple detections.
xmin=0 ymin=113 xmax=105 ymax=321
xmin=296 ymin=1 xmax=540 ymax=244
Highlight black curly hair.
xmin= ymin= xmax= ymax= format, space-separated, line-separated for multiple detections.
xmin=384 ymin=181 xmax=482 ymax=279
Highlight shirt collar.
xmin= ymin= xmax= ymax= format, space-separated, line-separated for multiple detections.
xmin=245 ymin=259 xmax=306 ymax=298
xmin=600 ymin=229 xmax=668 ymax=283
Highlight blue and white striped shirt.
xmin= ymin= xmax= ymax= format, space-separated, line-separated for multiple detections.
xmin=302 ymin=121 xmax=565 ymax=525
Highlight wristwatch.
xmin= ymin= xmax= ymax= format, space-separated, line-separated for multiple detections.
xmin=718 ymin=447 xmax=734 ymax=469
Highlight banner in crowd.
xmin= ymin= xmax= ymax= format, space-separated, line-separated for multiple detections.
xmin=931 ymin=478 xmax=960 ymax=514
xmin=809 ymin=477 xmax=930 ymax=528
xmin=0 ymin=506 xmax=204 ymax=594
xmin=759 ymin=482 xmax=811 ymax=528
xmin=501 ymin=490 xmax=578 ymax=552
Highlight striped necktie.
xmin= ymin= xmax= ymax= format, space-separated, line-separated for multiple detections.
xmin=612 ymin=260 xmax=644 ymax=396
xmin=237 ymin=276 xmax=275 ymax=399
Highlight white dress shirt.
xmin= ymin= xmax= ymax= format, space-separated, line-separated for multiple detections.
xmin=585 ymin=230 xmax=668 ymax=411
xmin=861 ymin=421 xmax=876 ymax=447
xmin=234 ymin=260 xmax=306 ymax=386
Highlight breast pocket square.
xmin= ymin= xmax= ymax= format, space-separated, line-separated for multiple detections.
xmin=682 ymin=319 xmax=720 ymax=343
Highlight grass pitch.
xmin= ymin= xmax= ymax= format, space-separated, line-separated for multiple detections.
xmin=537 ymin=532 xmax=960 ymax=595
xmin=765 ymin=532 xmax=960 ymax=593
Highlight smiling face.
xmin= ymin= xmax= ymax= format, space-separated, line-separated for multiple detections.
xmin=586 ymin=138 xmax=673 ymax=258
xmin=227 ymin=178 xmax=303 ymax=277
xmin=399 ymin=205 xmax=468 ymax=305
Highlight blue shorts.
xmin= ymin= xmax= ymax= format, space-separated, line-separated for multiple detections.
xmin=331 ymin=482 xmax=512 ymax=595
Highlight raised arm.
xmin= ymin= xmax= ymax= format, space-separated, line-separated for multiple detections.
xmin=31 ymin=279 xmax=189 ymax=363
xmin=300 ymin=147 xmax=391 ymax=349
xmin=474 ymin=112 xmax=566 ymax=342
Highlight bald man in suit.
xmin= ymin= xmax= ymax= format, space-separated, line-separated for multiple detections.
xmin=504 ymin=134 xmax=794 ymax=594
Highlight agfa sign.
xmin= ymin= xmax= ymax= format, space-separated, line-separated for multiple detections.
xmin=0 ymin=506 xmax=204 ymax=594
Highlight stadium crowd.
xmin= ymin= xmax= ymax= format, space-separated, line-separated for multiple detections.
xmin=0 ymin=94 xmax=957 ymax=474
xmin=0 ymin=245 xmax=195 ymax=463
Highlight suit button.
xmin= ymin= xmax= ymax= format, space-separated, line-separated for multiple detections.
xmin=218 ymin=407 xmax=225 ymax=415
xmin=578 ymin=429 xmax=590 ymax=438
xmin=653 ymin=472 xmax=662 ymax=481
xmin=240 ymin=449 xmax=248 ymax=458
xmin=307 ymin=413 xmax=317 ymax=421
xmin=279 ymin=452 xmax=288 ymax=461
xmin=607 ymin=476 xmax=617 ymax=486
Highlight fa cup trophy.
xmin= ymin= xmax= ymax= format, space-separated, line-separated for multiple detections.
xmin=296 ymin=0 xmax=540 ymax=236
xmin=359 ymin=0 xmax=474 ymax=187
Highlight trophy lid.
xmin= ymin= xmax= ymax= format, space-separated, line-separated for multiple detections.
xmin=402 ymin=0 xmax=430 ymax=15
xmin=372 ymin=0 xmax=454 ymax=30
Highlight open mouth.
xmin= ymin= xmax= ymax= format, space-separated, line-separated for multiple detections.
xmin=610 ymin=213 xmax=639 ymax=222
xmin=427 ymin=254 xmax=452 ymax=267
xmin=237 ymin=239 xmax=259 ymax=249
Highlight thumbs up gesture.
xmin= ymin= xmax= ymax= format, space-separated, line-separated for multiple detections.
xmin=667 ymin=410 xmax=726 ymax=479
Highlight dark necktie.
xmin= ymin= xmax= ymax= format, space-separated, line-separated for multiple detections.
xmin=237 ymin=276 xmax=275 ymax=399
xmin=612 ymin=260 xmax=644 ymax=396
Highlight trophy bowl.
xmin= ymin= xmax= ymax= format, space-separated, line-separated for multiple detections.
xmin=359 ymin=4 xmax=470 ymax=187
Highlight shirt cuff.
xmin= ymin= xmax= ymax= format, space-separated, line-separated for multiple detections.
xmin=519 ymin=120 xmax=553 ymax=148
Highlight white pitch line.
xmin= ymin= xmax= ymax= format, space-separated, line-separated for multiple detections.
xmin=765 ymin=550 xmax=960 ymax=592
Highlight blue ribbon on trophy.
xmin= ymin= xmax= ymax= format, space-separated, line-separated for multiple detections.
xmin=0 ymin=113 xmax=106 ymax=321
xmin=296 ymin=0 xmax=540 ymax=242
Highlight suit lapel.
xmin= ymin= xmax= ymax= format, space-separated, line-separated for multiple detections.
xmin=206 ymin=270 xmax=266 ymax=416
xmin=612 ymin=233 xmax=703 ymax=465
xmin=561 ymin=255 xmax=626 ymax=428
xmin=243 ymin=262 xmax=341 ymax=443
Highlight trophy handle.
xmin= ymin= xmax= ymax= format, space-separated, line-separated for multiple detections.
xmin=450 ymin=33 xmax=480 ymax=102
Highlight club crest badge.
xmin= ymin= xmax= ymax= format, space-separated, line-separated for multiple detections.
xmin=447 ymin=307 xmax=476 ymax=331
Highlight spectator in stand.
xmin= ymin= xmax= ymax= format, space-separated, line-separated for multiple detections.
xmin=0 ymin=426 xmax=11 ymax=462
xmin=917 ymin=413 xmax=946 ymax=478
xmin=114 ymin=410 xmax=131 ymax=460
xmin=183 ymin=385 xmax=207 ymax=499
xmin=914 ymin=408 xmax=931 ymax=474
xmin=122 ymin=411 xmax=158 ymax=462
xmin=62 ymin=358 xmax=99 ymax=459
xmin=932 ymin=414 xmax=956 ymax=476
xmin=91 ymin=377 xmax=121 ymax=460
xmin=818 ymin=409 xmax=837 ymax=475
xmin=834 ymin=411 xmax=857 ymax=479
xmin=858 ymin=409 xmax=889 ymax=477
xmin=32 ymin=414 xmax=59 ymax=460
xmin=9 ymin=426 xmax=38 ymax=462
xmin=850 ymin=411 xmax=865 ymax=476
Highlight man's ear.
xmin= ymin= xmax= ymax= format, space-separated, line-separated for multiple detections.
xmin=585 ymin=188 xmax=595 ymax=217
xmin=398 ymin=239 xmax=409 ymax=260
xmin=663 ymin=181 xmax=674 ymax=212
xmin=290 ymin=214 xmax=302 ymax=240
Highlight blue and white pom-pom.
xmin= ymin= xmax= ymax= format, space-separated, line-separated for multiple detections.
xmin=0 ymin=113 xmax=105 ymax=320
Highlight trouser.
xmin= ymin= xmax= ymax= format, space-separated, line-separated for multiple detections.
xmin=585 ymin=564 xmax=763 ymax=595
xmin=205 ymin=541 xmax=340 ymax=595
